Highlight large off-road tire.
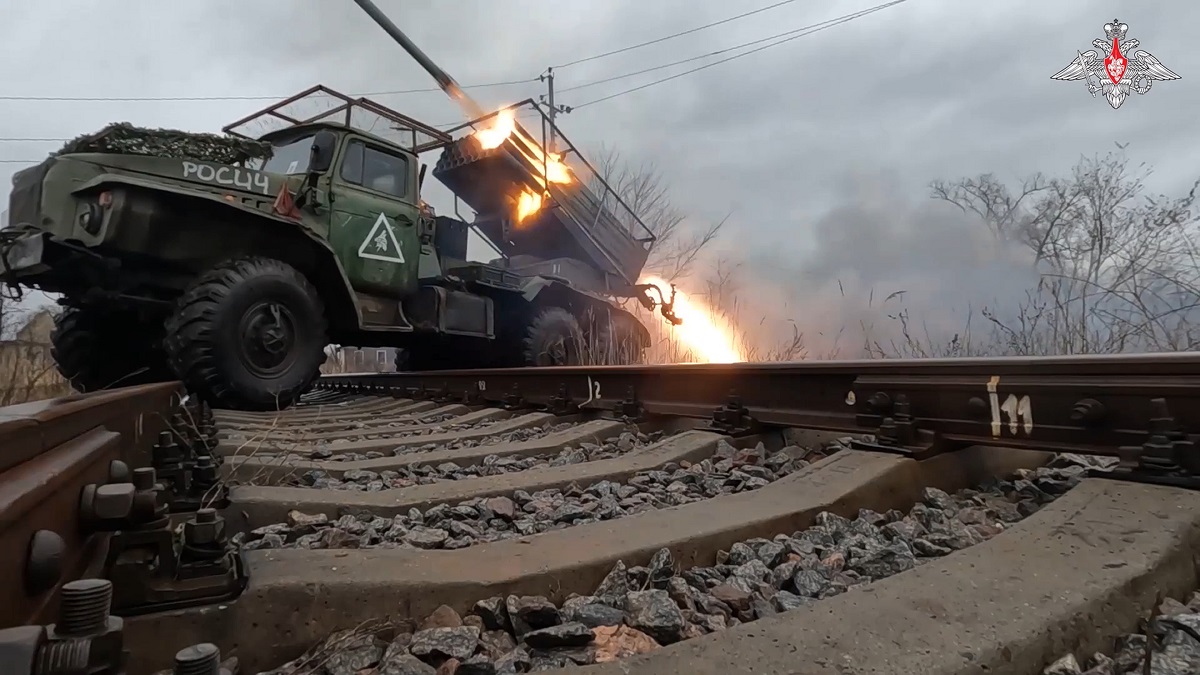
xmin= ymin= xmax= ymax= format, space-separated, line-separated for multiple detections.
xmin=51 ymin=306 xmax=173 ymax=392
xmin=523 ymin=307 xmax=585 ymax=366
xmin=164 ymin=257 xmax=328 ymax=411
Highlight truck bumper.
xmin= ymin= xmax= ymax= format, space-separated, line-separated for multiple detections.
xmin=0 ymin=231 xmax=48 ymax=278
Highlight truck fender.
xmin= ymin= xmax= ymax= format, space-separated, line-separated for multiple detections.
xmin=519 ymin=277 xmax=651 ymax=346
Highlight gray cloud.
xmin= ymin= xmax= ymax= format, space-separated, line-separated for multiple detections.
xmin=2 ymin=0 xmax=1196 ymax=355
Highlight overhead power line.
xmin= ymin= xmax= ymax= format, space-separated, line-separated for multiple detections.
xmin=571 ymin=0 xmax=909 ymax=110
xmin=0 ymin=78 xmax=537 ymax=103
xmin=552 ymin=0 xmax=802 ymax=69
xmin=3 ymin=0 xmax=814 ymax=104
xmin=0 ymin=0 xmax=869 ymax=107
xmin=557 ymin=4 xmax=895 ymax=96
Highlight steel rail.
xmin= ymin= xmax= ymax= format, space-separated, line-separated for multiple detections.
xmin=0 ymin=382 xmax=188 ymax=629
xmin=0 ymin=382 xmax=251 ymax=675
xmin=318 ymin=352 xmax=1200 ymax=488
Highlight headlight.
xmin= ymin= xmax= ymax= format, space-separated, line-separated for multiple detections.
xmin=79 ymin=202 xmax=104 ymax=235
xmin=78 ymin=191 xmax=113 ymax=235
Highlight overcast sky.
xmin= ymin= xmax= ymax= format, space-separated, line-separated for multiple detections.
xmin=1 ymin=0 xmax=1195 ymax=354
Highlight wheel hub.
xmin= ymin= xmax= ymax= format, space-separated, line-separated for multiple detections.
xmin=239 ymin=301 xmax=297 ymax=376
xmin=546 ymin=337 xmax=568 ymax=365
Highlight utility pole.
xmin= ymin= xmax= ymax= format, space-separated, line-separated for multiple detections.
xmin=539 ymin=67 xmax=571 ymax=153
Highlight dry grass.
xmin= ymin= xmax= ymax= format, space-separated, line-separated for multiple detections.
xmin=216 ymin=388 xmax=338 ymax=489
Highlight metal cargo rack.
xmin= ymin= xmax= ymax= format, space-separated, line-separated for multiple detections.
xmin=221 ymin=84 xmax=452 ymax=154
xmin=219 ymin=86 xmax=658 ymax=293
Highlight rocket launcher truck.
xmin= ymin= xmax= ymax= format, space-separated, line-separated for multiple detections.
xmin=0 ymin=85 xmax=678 ymax=410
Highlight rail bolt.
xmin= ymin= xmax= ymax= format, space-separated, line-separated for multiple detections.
xmin=200 ymin=405 xmax=216 ymax=430
xmin=867 ymin=391 xmax=892 ymax=413
xmin=107 ymin=459 xmax=130 ymax=483
xmin=183 ymin=508 xmax=225 ymax=547
xmin=965 ymin=397 xmax=989 ymax=419
xmin=56 ymin=579 xmax=113 ymax=636
xmin=193 ymin=455 xmax=218 ymax=483
xmin=132 ymin=467 xmax=158 ymax=491
xmin=154 ymin=431 xmax=185 ymax=466
xmin=173 ymin=642 xmax=231 ymax=675
xmin=25 ymin=530 xmax=66 ymax=596
xmin=79 ymin=482 xmax=135 ymax=524
xmin=1069 ymin=398 xmax=1106 ymax=427
xmin=128 ymin=467 xmax=171 ymax=523
xmin=37 ymin=578 xmax=125 ymax=674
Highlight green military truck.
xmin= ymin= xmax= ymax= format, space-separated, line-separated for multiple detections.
xmin=0 ymin=87 xmax=678 ymax=410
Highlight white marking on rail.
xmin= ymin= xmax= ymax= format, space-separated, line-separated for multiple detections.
xmin=987 ymin=376 xmax=1001 ymax=438
xmin=581 ymin=377 xmax=598 ymax=407
xmin=999 ymin=393 xmax=1034 ymax=435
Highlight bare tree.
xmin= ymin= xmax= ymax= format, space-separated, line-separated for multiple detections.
xmin=903 ymin=150 xmax=1200 ymax=356
xmin=588 ymin=144 xmax=725 ymax=282
xmin=0 ymin=293 xmax=66 ymax=404
xmin=0 ymin=292 xmax=26 ymax=341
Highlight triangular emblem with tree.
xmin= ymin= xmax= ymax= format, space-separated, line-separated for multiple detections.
xmin=357 ymin=212 xmax=405 ymax=264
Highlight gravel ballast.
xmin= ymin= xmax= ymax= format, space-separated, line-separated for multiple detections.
xmin=253 ymin=454 xmax=1098 ymax=674
xmin=243 ymin=421 xmax=577 ymax=464
xmin=237 ymin=439 xmax=835 ymax=552
xmin=288 ymin=431 xmax=669 ymax=491
xmin=1041 ymin=594 xmax=1200 ymax=674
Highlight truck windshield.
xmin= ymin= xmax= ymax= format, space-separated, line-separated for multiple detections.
xmin=261 ymin=134 xmax=314 ymax=175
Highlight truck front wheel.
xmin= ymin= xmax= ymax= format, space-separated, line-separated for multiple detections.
xmin=165 ymin=257 xmax=328 ymax=411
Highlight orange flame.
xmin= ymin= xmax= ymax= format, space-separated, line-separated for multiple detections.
xmin=472 ymin=108 xmax=573 ymax=222
xmin=641 ymin=276 xmax=745 ymax=363
xmin=515 ymin=189 xmax=542 ymax=224
xmin=473 ymin=109 xmax=517 ymax=150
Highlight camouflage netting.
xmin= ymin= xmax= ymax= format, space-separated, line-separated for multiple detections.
xmin=55 ymin=122 xmax=274 ymax=165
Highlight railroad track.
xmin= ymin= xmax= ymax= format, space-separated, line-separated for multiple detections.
xmin=4 ymin=355 xmax=1200 ymax=675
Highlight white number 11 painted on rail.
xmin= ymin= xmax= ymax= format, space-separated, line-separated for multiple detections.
xmin=987 ymin=376 xmax=1034 ymax=437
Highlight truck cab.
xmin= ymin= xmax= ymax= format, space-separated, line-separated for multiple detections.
xmin=259 ymin=125 xmax=424 ymax=301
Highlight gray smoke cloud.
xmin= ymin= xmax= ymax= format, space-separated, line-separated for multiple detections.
xmin=709 ymin=172 xmax=1040 ymax=358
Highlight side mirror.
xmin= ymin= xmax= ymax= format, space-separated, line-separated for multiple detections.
xmin=418 ymin=163 xmax=427 ymax=190
xmin=308 ymin=131 xmax=337 ymax=173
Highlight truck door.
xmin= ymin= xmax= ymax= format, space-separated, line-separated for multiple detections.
xmin=328 ymin=137 xmax=420 ymax=298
